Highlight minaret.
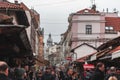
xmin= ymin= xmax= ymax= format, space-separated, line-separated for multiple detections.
xmin=47 ymin=33 xmax=53 ymax=47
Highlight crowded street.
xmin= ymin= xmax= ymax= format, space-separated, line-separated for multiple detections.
xmin=0 ymin=0 xmax=120 ymax=80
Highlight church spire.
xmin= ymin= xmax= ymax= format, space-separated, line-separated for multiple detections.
xmin=47 ymin=33 xmax=53 ymax=47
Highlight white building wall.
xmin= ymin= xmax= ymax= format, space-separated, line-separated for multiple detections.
xmin=76 ymin=15 xmax=101 ymax=21
xmin=77 ymin=22 xmax=101 ymax=34
xmin=71 ymin=13 xmax=119 ymax=44
xmin=69 ymin=10 xmax=120 ymax=59
xmin=104 ymin=34 xmax=118 ymax=38
xmin=74 ymin=45 xmax=96 ymax=59
xmin=72 ymin=15 xmax=106 ymax=40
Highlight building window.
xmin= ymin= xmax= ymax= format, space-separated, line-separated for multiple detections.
xmin=105 ymin=26 xmax=115 ymax=33
xmin=86 ymin=25 xmax=92 ymax=34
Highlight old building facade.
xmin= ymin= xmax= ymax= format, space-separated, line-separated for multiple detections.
xmin=61 ymin=5 xmax=120 ymax=62
xmin=0 ymin=0 xmax=44 ymax=66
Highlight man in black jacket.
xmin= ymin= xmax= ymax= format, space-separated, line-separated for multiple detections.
xmin=91 ymin=62 xmax=105 ymax=80
xmin=41 ymin=67 xmax=53 ymax=80
xmin=0 ymin=61 xmax=10 ymax=80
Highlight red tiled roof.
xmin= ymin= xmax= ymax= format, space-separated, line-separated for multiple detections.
xmin=77 ymin=8 xmax=99 ymax=14
xmin=109 ymin=46 xmax=120 ymax=54
xmin=76 ymin=52 xmax=95 ymax=62
xmin=105 ymin=17 xmax=120 ymax=31
xmin=0 ymin=2 xmax=23 ymax=9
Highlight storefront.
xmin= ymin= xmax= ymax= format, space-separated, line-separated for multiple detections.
xmin=0 ymin=25 xmax=33 ymax=67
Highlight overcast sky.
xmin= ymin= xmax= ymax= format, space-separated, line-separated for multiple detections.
xmin=9 ymin=0 xmax=120 ymax=43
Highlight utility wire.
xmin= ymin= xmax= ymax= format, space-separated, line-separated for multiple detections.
xmin=32 ymin=0 xmax=79 ymax=7
xmin=42 ymin=22 xmax=68 ymax=24
xmin=44 ymin=34 xmax=60 ymax=36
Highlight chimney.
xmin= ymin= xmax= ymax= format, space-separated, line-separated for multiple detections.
xmin=14 ymin=0 xmax=18 ymax=4
xmin=106 ymin=8 xmax=108 ymax=13
xmin=103 ymin=9 xmax=105 ymax=12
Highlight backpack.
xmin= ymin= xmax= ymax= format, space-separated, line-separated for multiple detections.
xmin=108 ymin=75 xmax=118 ymax=80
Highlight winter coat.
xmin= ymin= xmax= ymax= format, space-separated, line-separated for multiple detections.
xmin=41 ymin=72 xmax=53 ymax=80
xmin=91 ymin=69 xmax=104 ymax=80
xmin=65 ymin=74 xmax=72 ymax=80
xmin=59 ymin=71 xmax=66 ymax=80
xmin=0 ymin=73 xmax=10 ymax=80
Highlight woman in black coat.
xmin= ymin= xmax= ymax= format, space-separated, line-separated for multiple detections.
xmin=91 ymin=62 xmax=105 ymax=80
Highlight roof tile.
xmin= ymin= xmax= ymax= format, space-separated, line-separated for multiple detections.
xmin=109 ymin=46 xmax=120 ymax=54
xmin=77 ymin=8 xmax=99 ymax=14
xmin=105 ymin=17 xmax=120 ymax=31
xmin=0 ymin=2 xmax=23 ymax=9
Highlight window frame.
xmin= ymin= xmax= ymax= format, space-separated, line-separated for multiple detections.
xmin=86 ymin=25 xmax=92 ymax=34
xmin=105 ymin=26 xmax=114 ymax=33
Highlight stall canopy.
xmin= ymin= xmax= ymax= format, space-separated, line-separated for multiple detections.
xmin=83 ymin=64 xmax=95 ymax=69
xmin=0 ymin=25 xmax=33 ymax=57
xmin=66 ymin=56 xmax=72 ymax=61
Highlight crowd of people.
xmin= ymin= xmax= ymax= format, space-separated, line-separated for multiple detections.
xmin=84 ymin=62 xmax=120 ymax=80
xmin=0 ymin=61 xmax=120 ymax=80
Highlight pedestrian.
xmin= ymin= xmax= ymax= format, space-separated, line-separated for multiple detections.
xmin=36 ymin=71 xmax=42 ymax=80
xmin=65 ymin=68 xmax=73 ymax=80
xmin=59 ymin=66 xmax=66 ymax=80
xmin=51 ymin=70 xmax=56 ymax=80
xmin=105 ymin=66 xmax=120 ymax=80
xmin=0 ymin=61 xmax=10 ymax=80
xmin=23 ymin=64 xmax=30 ymax=80
xmin=84 ymin=69 xmax=94 ymax=80
xmin=91 ymin=62 xmax=105 ymax=80
xmin=41 ymin=67 xmax=53 ymax=80
xmin=72 ymin=71 xmax=78 ymax=80
xmin=14 ymin=68 xmax=26 ymax=80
